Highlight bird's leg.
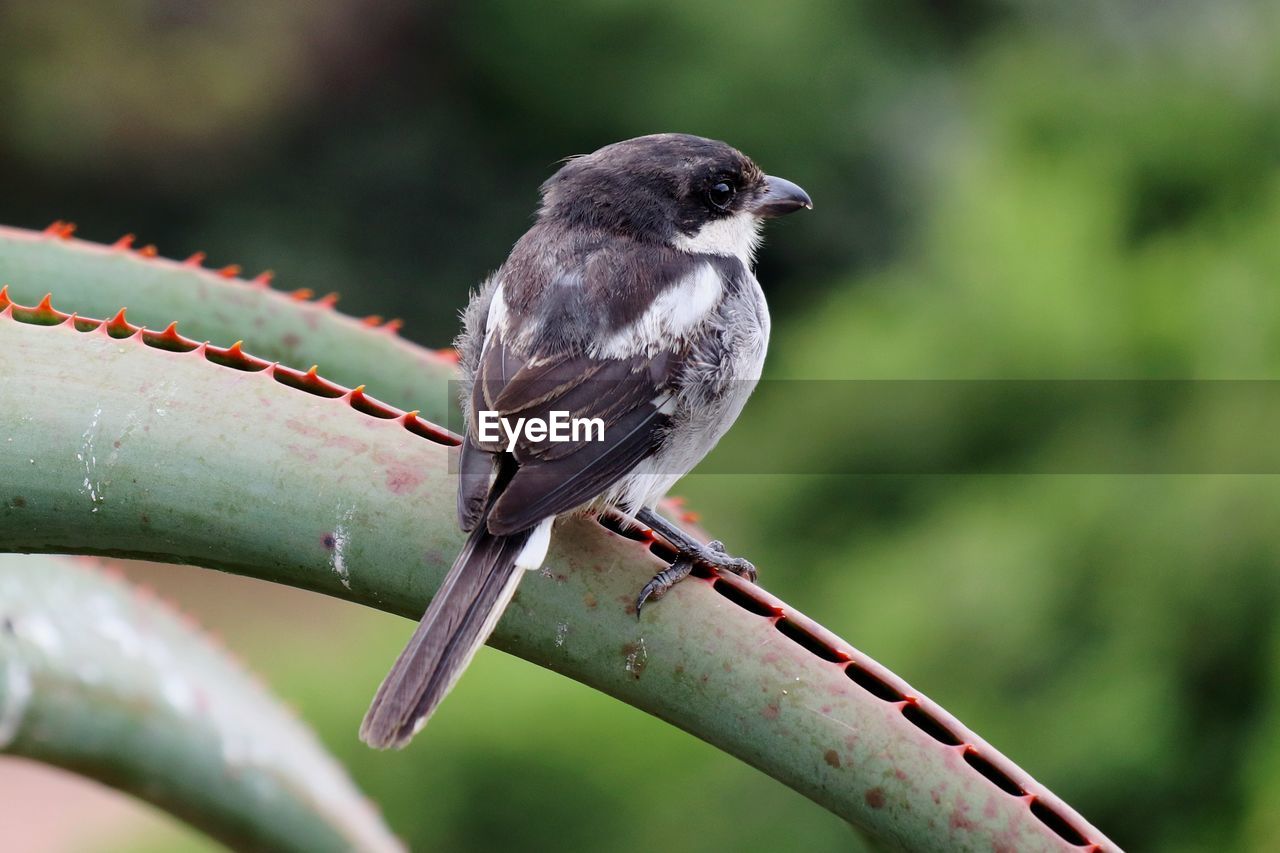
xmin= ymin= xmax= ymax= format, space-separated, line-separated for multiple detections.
xmin=633 ymin=507 xmax=758 ymax=617
xmin=634 ymin=507 xmax=758 ymax=581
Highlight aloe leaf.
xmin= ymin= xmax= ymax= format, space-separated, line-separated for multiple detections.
xmin=0 ymin=296 xmax=1118 ymax=852
xmin=0 ymin=225 xmax=456 ymax=420
xmin=0 ymin=552 xmax=403 ymax=853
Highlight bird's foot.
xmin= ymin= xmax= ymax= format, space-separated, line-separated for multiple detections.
xmin=698 ymin=539 xmax=758 ymax=583
xmin=635 ymin=539 xmax=757 ymax=617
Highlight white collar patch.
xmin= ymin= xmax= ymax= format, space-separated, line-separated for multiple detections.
xmin=670 ymin=212 xmax=762 ymax=268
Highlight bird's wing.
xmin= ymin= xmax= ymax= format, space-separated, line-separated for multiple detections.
xmin=468 ymin=332 xmax=677 ymax=535
xmin=456 ymin=236 xmax=725 ymax=536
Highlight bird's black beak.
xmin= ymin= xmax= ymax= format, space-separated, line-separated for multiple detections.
xmin=753 ymin=175 xmax=813 ymax=218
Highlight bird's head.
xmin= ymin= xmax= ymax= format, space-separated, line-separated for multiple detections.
xmin=539 ymin=133 xmax=812 ymax=266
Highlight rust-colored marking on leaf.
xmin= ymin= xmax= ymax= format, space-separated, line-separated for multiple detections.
xmin=317 ymin=292 xmax=340 ymax=308
xmin=1 ymin=293 xmax=462 ymax=449
xmin=184 ymin=252 xmax=206 ymax=267
xmin=112 ymin=234 xmax=136 ymax=250
xmin=218 ymin=264 xmax=242 ymax=279
xmin=139 ymin=244 xmax=159 ymax=258
xmin=251 ymin=270 xmax=275 ymax=288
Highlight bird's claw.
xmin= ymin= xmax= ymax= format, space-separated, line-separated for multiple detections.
xmin=635 ymin=539 xmax=758 ymax=618
xmin=635 ymin=555 xmax=695 ymax=618
xmin=705 ymin=540 xmax=757 ymax=583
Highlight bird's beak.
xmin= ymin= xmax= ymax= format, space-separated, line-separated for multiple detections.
xmin=752 ymin=175 xmax=813 ymax=218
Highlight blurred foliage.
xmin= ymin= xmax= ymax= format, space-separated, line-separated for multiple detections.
xmin=3 ymin=0 xmax=1280 ymax=850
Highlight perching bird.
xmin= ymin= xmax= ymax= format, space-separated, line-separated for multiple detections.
xmin=361 ymin=133 xmax=811 ymax=749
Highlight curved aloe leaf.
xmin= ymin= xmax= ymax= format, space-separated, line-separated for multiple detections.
xmin=0 ymin=297 xmax=1118 ymax=852
xmin=0 ymin=225 xmax=456 ymax=420
xmin=0 ymin=552 xmax=402 ymax=853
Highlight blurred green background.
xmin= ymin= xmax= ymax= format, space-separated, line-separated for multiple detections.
xmin=3 ymin=0 xmax=1280 ymax=850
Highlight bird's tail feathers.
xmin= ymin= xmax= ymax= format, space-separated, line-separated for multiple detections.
xmin=360 ymin=519 xmax=533 ymax=749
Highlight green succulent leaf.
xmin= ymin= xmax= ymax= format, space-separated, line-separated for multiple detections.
xmin=0 ymin=226 xmax=457 ymax=421
xmin=0 ymin=552 xmax=403 ymax=853
xmin=0 ymin=296 xmax=1117 ymax=852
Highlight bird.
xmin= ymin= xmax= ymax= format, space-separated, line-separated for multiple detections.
xmin=360 ymin=133 xmax=812 ymax=749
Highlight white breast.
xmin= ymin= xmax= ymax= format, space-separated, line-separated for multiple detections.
xmin=600 ymin=272 xmax=770 ymax=514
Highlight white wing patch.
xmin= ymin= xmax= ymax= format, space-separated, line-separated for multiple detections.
xmin=486 ymin=281 xmax=509 ymax=334
xmin=671 ymin=211 xmax=762 ymax=267
xmin=591 ymin=262 xmax=724 ymax=359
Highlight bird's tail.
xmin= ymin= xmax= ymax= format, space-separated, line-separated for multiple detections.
xmin=360 ymin=503 xmax=552 ymax=749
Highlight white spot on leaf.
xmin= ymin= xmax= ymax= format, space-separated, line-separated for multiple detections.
xmin=77 ymin=405 xmax=105 ymax=512
xmin=331 ymin=504 xmax=355 ymax=590
xmin=0 ymin=663 xmax=33 ymax=748
xmin=624 ymin=638 xmax=648 ymax=677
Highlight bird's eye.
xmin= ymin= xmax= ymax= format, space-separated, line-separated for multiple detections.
xmin=707 ymin=180 xmax=736 ymax=211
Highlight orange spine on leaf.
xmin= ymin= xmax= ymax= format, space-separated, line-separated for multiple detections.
xmin=44 ymin=220 xmax=77 ymax=240
xmin=1 ymin=292 xmax=463 ymax=447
